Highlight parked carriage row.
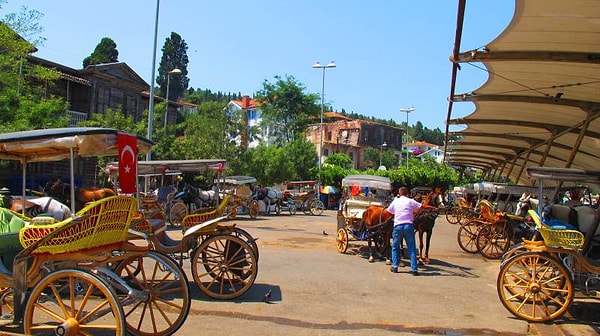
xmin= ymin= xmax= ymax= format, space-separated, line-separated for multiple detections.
xmin=0 ymin=128 xmax=261 ymax=335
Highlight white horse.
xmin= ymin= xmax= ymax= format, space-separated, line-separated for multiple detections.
xmin=262 ymin=188 xmax=283 ymax=215
xmin=11 ymin=196 xmax=72 ymax=221
xmin=198 ymin=189 xmax=218 ymax=207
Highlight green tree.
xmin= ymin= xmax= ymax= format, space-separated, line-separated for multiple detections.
xmin=1 ymin=1 xmax=46 ymax=47
xmin=247 ymin=145 xmax=295 ymax=186
xmin=255 ymin=75 xmax=320 ymax=145
xmin=177 ymin=101 xmax=230 ymax=160
xmin=157 ymin=32 xmax=189 ymax=101
xmin=82 ymin=37 xmax=118 ymax=67
xmin=78 ymin=107 xmax=137 ymax=132
xmin=284 ymin=138 xmax=318 ymax=180
xmin=0 ymin=7 xmax=67 ymax=132
xmin=325 ymin=152 xmax=352 ymax=169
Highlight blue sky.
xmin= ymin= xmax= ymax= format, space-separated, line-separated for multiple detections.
xmin=2 ymin=0 xmax=514 ymax=132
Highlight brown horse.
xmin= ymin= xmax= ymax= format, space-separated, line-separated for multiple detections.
xmin=360 ymin=205 xmax=394 ymax=263
xmin=44 ymin=179 xmax=115 ymax=211
xmin=413 ymin=208 xmax=439 ymax=264
xmin=414 ymin=191 xmax=442 ymax=264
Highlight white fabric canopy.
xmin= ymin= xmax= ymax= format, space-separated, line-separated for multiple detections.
xmin=445 ymin=0 xmax=600 ymax=185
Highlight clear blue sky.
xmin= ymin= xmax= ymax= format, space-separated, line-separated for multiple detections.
xmin=2 ymin=0 xmax=514 ymax=132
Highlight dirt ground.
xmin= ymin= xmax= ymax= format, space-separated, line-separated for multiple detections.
xmin=0 ymin=209 xmax=597 ymax=335
xmin=175 ymin=210 xmax=599 ymax=336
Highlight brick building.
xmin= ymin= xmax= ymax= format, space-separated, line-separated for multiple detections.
xmin=306 ymin=112 xmax=404 ymax=169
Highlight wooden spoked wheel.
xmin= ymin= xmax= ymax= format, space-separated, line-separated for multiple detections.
xmin=336 ymin=228 xmax=348 ymax=253
xmin=232 ymin=227 xmax=260 ymax=262
xmin=476 ymin=222 xmax=511 ymax=259
xmin=445 ymin=208 xmax=460 ymax=224
xmin=497 ymin=251 xmax=573 ymax=322
xmin=169 ymin=202 xmax=187 ymax=227
xmin=457 ymin=220 xmax=484 ymax=253
xmin=0 ymin=287 xmax=14 ymax=318
xmin=458 ymin=208 xmax=478 ymax=225
xmin=114 ymin=250 xmax=191 ymax=336
xmin=24 ymin=269 xmax=125 ymax=336
xmin=191 ymin=235 xmax=258 ymax=299
xmin=249 ymin=200 xmax=260 ymax=219
xmin=275 ymin=203 xmax=282 ymax=215
xmin=310 ymin=199 xmax=324 ymax=216
xmin=288 ymin=203 xmax=298 ymax=215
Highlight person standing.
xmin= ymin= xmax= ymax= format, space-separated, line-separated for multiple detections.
xmin=386 ymin=186 xmax=425 ymax=276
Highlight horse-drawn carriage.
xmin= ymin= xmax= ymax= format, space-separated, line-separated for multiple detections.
xmin=0 ymin=127 xmax=191 ymax=335
xmin=336 ymin=175 xmax=392 ymax=261
xmin=282 ymin=180 xmax=325 ymax=216
xmin=107 ymin=159 xmax=226 ymax=226
xmin=217 ymin=175 xmax=261 ymax=218
xmin=496 ymin=167 xmax=600 ymax=322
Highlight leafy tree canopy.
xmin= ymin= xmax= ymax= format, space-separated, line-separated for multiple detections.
xmin=0 ymin=6 xmax=67 ymax=132
xmin=157 ymin=32 xmax=189 ymax=101
xmin=82 ymin=37 xmax=118 ymax=67
xmin=255 ymin=75 xmax=320 ymax=145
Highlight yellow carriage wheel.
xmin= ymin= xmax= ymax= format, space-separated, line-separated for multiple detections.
xmin=445 ymin=207 xmax=461 ymax=224
xmin=114 ymin=250 xmax=191 ymax=336
xmin=191 ymin=235 xmax=258 ymax=300
xmin=336 ymin=228 xmax=348 ymax=253
xmin=497 ymin=251 xmax=573 ymax=322
xmin=169 ymin=202 xmax=187 ymax=227
xmin=476 ymin=222 xmax=511 ymax=259
xmin=233 ymin=227 xmax=259 ymax=262
xmin=310 ymin=199 xmax=325 ymax=216
xmin=457 ymin=220 xmax=484 ymax=253
xmin=24 ymin=269 xmax=125 ymax=336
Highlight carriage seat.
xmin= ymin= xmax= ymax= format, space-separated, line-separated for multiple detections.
xmin=0 ymin=208 xmax=28 ymax=250
xmin=529 ymin=199 xmax=599 ymax=236
xmin=344 ymin=198 xmax=384 ymax=219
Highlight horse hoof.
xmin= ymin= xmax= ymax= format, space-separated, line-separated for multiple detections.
xmin=368 ymin=256 xmax=374 ymax=263
xmin=424 ymin=258 xmax=430 ymax=264
xmin=385 ymin=259 xmax=391 ymax=265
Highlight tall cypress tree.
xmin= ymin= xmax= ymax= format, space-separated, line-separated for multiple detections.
xmin=157 ymin=32 xmax=189 ymax=101
xmin=82 ymin=37 xmax=119 ymax=67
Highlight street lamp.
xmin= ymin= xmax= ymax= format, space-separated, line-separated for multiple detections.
xmin=379 ymin=142 xmax=387 ymax=168
xmin=399 ymin=107 xmax=415 ymax=169
xmin=164 ymin=68 xmax=182 ymax=134
xmin=312 ymin=61 xmax=336 ymax=176
xmin=147 ymin=0 xmax=160 ymax=161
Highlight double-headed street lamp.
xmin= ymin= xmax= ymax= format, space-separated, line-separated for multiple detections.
xmin=164 ymin=68 xmax=182 ymax=134
xmin=312 ymin=61 xmax=336 ymax=176
xmin=399 ymin=107 xmax=415 ymax=169
xmin=379 ymin=142 xmax=387 ymax=168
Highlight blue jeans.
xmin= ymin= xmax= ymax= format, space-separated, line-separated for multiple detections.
xmin=391 ymin=224 xmax=418 ymax=272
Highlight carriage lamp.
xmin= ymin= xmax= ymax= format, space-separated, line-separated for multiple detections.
xmin=399 ymin=107 xmax=415 ymax=169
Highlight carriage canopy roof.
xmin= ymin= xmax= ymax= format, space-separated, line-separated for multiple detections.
xmin=445 ymin=0 xmax=600 ymax=184
xmin=0 ymin=127 xmax=153 ymax=163
xmin=341 ymin=175 xmax=391 ymax=190
xmin=107 ymin=159 xmax=227 ymax=176
xmin=215 ymin=176 xmax=257 ymax=186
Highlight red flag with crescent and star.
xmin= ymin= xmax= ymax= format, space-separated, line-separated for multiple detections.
xmin=117 ymin=132 xmax=138 ymax=193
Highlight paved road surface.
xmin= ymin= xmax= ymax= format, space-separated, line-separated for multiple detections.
xmin=178 ymin=210 xmax=598 ymax=335
xmin=1 ymin=209 xmax=597 ymax=335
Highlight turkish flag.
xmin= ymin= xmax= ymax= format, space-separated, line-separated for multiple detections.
xmin=117 ymin=132 xmax=138 ymax=193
